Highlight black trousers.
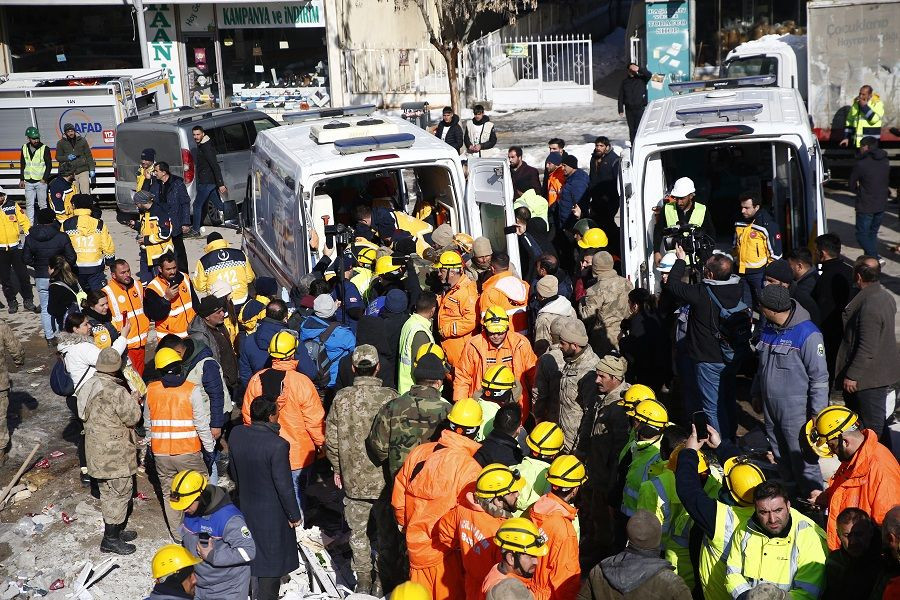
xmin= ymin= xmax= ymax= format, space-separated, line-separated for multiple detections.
xmin=625 ymin=106 xmax=645 ymax=142
xmin=0 ymin=247 xmax=32 ymax=303
xmin=172 ymin=234 xmax=189 ymax=274
xmin=252 ymin=576 xmax=281 ymax=600
xmin=844 ymin=386 xmax=893 ymax=450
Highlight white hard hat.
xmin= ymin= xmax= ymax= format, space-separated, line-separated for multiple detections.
xmin=658 ymin=251 xmax=678 ymax=273
xmin=670 ymin=177 xmax=696 ymax=198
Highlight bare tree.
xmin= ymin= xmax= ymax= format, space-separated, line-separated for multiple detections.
xmin=400 ymin=0 xmax=536 ymax=113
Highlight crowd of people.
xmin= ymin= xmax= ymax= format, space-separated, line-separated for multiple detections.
xmin=0 ymin=114 xmax=898 ymax=600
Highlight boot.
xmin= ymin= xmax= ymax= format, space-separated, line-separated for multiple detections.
xmin=120 ymin=526 xmax=138 ymax=542
xmin=7 ymin=301 xmax=17 ymax=314
xmin=100 ymin=523 xmax=136 ymax=555
xmin=354 ymin=571 xmax=373 ymax=595
xmin=23 ymin=300 xmax=39 ymax=314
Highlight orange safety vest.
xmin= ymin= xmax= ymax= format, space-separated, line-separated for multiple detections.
xmin=103 ymin=278 xmax=151 ymax=349
xmin=147 ymin=274 xmax=195 ymax=338
xmin=146 ymin=380 xmax=200 ymax=455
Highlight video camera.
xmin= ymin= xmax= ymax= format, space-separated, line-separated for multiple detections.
xmin=662 ymin=223 xmax=715 ymax=278
xmin=324 ymin=223 xmax=353 ymax=248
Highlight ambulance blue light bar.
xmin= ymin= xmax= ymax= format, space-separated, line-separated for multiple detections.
xmin=669 ymin=75 xmax=776 ymax=94
xmin=334 ymin=133 xmax=416 ymax=155
xmin=282 ymin=104 xmax=377 ymax=124
xmin=675 ymin=103 xmax=764 ymax=124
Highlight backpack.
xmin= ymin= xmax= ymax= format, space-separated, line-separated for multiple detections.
xmin=705 ymin=286 xmax=752 ymax=363
xmin=50 ymin=355 xmax=91 ymax=397
xmin=301 ymin=320 xmax=340 ymax=392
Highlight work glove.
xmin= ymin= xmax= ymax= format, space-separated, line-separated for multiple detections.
xmin=89 ymin=170 xmax=96 ymax=178
xmin=66 ymin=154 xmax=76 ymax=161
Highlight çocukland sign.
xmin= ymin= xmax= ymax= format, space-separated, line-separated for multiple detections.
xmin=218 ymin=1 xmax=325 ymax=28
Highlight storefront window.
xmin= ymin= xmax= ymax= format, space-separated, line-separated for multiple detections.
xmin=5 ymin=6 xmax=142 ymax=72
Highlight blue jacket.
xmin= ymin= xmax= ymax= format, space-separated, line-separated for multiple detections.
xmin=238 ymin=318 xmax=316 ymax=386
xmin=298 ymin=315 xmax=356 ymax=388
xmin=151 ymin=175 xmax=191 ymax=232
xmin=555 ymin=169 xmax=590 ymax=230
xmin=184 ymin=341 xmax=226 ymax=429
xmin=331 ymin=279 xmax=364 ymax=334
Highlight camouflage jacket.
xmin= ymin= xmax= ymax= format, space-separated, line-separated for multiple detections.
xmin=559 ymin=346 xmax=601 ymax=452
xmin=325 ymin=376 xmax=398 ymax=500
xmin=79 ymin=372 xmax=142 ymax=479
xmin=0 ymin=318 xmax=23 ymax=391
xmin=578 ymin=272 xmax=633 ymax=349
xmin=366 ymin=384 xmax=451 ymax=478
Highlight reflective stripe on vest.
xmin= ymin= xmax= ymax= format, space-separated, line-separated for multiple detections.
xmin=725 ymin=517 xmax=815 ymax=598
xmin=22 ymin=144 xmax=46 ymax=181
xmin=664 ymin=202 xmax=707 ymax=228
xmin=103 ymin=280 xmax=150 ymax=348
xmin=148 ymin=275 xmax=195 ymax=338
xmin=397 ymin=313 xmax=435 ymax=394
xmin=700 ymin=505 xmax=745 ymax=600
xmin=651 ymin=477 xmax=672 ymax=532
xmin=623 ymin=441 xmax=661 ymax=515
xmin=147 ymin=381 xmax=200 ymax=455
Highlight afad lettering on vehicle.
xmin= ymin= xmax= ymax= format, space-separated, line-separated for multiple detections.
xmin=58 ymin=110 xmax=106 ymax=138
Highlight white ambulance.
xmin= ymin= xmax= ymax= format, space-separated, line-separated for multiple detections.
xmin=244 ymin=105 xmax=520 ymax=295
xmin=619 ymin=76 xmax=827 ymax=290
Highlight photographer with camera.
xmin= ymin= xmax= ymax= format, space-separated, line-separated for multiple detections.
xmin=653 ymin=177 xmax=716 ymax=267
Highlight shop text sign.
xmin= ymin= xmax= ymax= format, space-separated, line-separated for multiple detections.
xmin=218 ymin=1 xmax=324 ymax=28
xmin=145 ymin=4 xmax=184 ymax=104
xmin=645 ymin=0 xmax=691 ymax=101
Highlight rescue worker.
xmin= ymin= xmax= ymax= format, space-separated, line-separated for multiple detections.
xmin=622 ymin=399 xmax=667 ymax=518
xmin=840 ymin=85 xmax=884 ymax=148
xmin=56 ymin=122 xmax=95 ymax=194
xmin=147 ymin=544 xmax=201 ymax=599
xmin=145 ymin=252 xmax=198 ymax=339
xmin=47 ymin=163 xmax=77 ymax=223
xmin=436 ymin=250 xmax=478 ymax=369
xmin=397 ymin=292 xmax=438 ymax=394
xmin=479 ymin=252 xmax=530 ymax=335
xmin=0 ymin=187 xmax=36 ymax=313
xmin=467 ymin=237 xmax=494 ymax=288
xmin=136 ymin=148 xmax=156 ymax=192
xmin=170 ymin=470 xmax=256 ymax=600
xmin=544 ymin=153 xmax=565 ymax=208
xmin=516 ymin=422 xmax=565 ymax=513
xmin=392 ymin=397 xmax=484 ymax=600
xmin=533 ymin=275 xmax=576 ymax=346
xmin=436 ymin=463 xmax=524 ymax=600
xmin=733 ymin=192 xmax=782 ymax=295
xmin=455 ymin=307 xmax=537 ymax=418
xmin=145 ymin=348 xmax=214 ymax=541
xmin=368 ymin=352 xmax=452 ymax=477
xmin=192 ymin=232 xmax=255 ymax=307
xmin=102 ymin=259 xmax=150 ymax=375
xmin=805 ymin=405 xmax=900 ymax=550
xmin=652 ymin=177 xmax=716 ymax=265
xmin=724 ymin=480 xmax=827 ymax=599
xmin=63 ymin=194 xmax=115 ymax=291
xmin=131 ymin=190 xmax=174 ymax=282
xmin=578 ymin=251 xmax=632 ymax=355
xmin=242 ymin=330 xmax=325 ymax=520
xmin=325 ymin=345 xmax=398 ymax=594
xmin=391 ymin=581 xmax=431 ymax=600
xmin=483 ymin=517 xmax=549 ymax=597
xmin=556 ymin=319 xmax=600 ymax=452
xmin=0 ymin=317 xmax=23 ymax=466
xmin=532 ymin=316 xmax=568 ymax=423
xmin=19 ymin=126 xmax=51 ymax=224
xmin=351 ymin=246 xmax=377 ymax=300
xmin=528 ymin=454 xmax=586 ymax=600
xmin=237 ymin=276 xmax=277 ymax=334
xmin=472 ymin=364 xmax=518 ymax=441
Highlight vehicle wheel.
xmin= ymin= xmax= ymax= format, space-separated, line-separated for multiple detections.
xmin=206 ymin=198 xmax=223 ymax=226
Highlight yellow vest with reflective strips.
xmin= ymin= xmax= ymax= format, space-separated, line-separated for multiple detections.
xmin=622 ymin=437 xmax=661 ymax=516
xmin=397 ymin=312 xmax=435 ymax=395
xmin=699 ymin=503 xmax=754 ymax=600
xmin=22 ymin=143 xmax=47 ymax=181
xmin=664 ymin=201 xmax=707 ymax=228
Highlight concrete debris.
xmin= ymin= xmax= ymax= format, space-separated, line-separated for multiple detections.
xmin=74 ymin=501 xmax=101 ymax=521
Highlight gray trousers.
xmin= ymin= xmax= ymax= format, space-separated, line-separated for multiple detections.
xmin=763 ymin=396 xmax=823 ymax=496
xmin=99 ymin=476 xmax=133 ymax=525
xmin=74 ymin=171 xmax=91 ymax=195
xmin=345 ymin=497 xmax=376 ymax=578
xmin=154 ymin=452 xmax=207 ymax=541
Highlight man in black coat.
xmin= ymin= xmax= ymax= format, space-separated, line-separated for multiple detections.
xmin=508 ymin=146 xmax=541 ymax=198
xmin=475 ymin=402 xmax=524 ymax=467
xmin=812 ymin=233 xmax=854 ymax=388
xmin=191 ymin=125 xmax=232 ymax=232
xmin=151 ymin=162 xmax=192 ymax=274
xmin=23 ymin=208 xmax=76 ymax=342
xmin=618 ymin=63 xmax=652 ymax=142
xmin=434 ymin=107 xmax=464 ymax=154
xmin=588 ymin=136 xmax=620 ymax=219
xmin=849 ymin=137 xmax=889 ymax=260
xmin=229 ymin=395 xmax=301 ymax=600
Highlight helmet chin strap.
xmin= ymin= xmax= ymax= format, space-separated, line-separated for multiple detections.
xmin=513 ymin=553 xmax=534 ymax=579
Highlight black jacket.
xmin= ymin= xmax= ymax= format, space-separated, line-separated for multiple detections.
xmin=849 ymin=147 xmax=889 ymax=214
xmin=474 ymin=430 xmax=523 ymax=467
xmin=619 ymin=310 xmax=669 ymax=390
xmin=228 ymin=422 xmax=301 ymax=577
xmin=23 ymin=223 xmax=76 ymax=278
xmin=193 ymin=137 xmax=225 ymax=187
xmin=335 ymin=314 xmax=395 ymax=391
xmin=618 ymin=67 xmax=652 ymax=112
xmin=812 ymin=257 xmax=854 ymax=347
xmin=434 ymin=115 xmax=464 ymax=153
xmin=511 ymin=162 xmax=542 ymax=197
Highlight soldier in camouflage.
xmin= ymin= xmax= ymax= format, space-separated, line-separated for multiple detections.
xmin=0 ymin=317 xmax=23 ymax=466
xmin=325 ymin=344 xmax=398 ymax=595
xmin=578 ymin=251 xmax=633 ymax=355
xmin=531 ymin=315 xmax=569 ymax=424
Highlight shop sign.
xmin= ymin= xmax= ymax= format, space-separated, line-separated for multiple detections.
xmin=645 ymin=0 xmax=691 ymax=101
xmin=217 ymin=1 xmax=325 ymax=29
xmin=182 ymin=3 xmax=216 ymax=33
xmin=145 ymin=4 xmax=184 ymax=105
xmin=504 ymin=44 xmax=529 ymax=58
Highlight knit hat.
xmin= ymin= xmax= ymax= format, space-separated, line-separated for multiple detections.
xmin=63 ymin=123 xmax=75 ymax=132
xmin=384 ymin=289 xmax=407 ymax=314
xmin=140 ymin=148 xmax=156 ymax=161
xmin=536 ymin=275 xmax=558 ymax=299
xmin=596 ymin=354 xmax=627 ymax=378
xmin=486 ymin=578 xmax=535 ymax=600
xmin=133 ymin=190 xmax=153 ymax=206
xmin=206 ymin=232 xmax=224 ymax=244
xmin=558 ymin=319 xmax=589 ymax=347
xmin=627 ymin=509 xmax=662 ymax=551
xmin=197 ymin=295 xmax=224 ymax=318
xmin=430 ymin=224 xmax=454 ymax=248
xmin=37 ymin=208 xmax=56 ymax=225
xmin=549 ymin=316 xmax=571 ymax=342
xmin=591 ymin=251 xmax=614 ymax=276
xmin=352 ymin=344 xmax=379 ymax=369
xmin=473 ymin=236 xmax=493 ymax=257
xmin=561 ymin=154 xmax=578 ymax=169
xmin=255 ymin=277 xmax=278 ymax=297
xmin=209 ymin=279 xmax=233 ymax=299
xmin=759 ymin=284 xmax=792 ymax=312
xmin=95 ymin=347 xmax=122 ymax=374
xmin=764 ymin=259 xmax=793 ymax=285
xmin=413 ymin=353 xmax=447 ymax=381
xmin=313 ymin=294 xmax=338 ymax=319
xmin=545 ymin=152 xmax=563 ymax=166
xmin=745 ymin=583 xmax=787 ymax=600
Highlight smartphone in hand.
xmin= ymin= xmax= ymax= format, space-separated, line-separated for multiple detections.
xmin=692 ymin=411 xmax=709 ymax=440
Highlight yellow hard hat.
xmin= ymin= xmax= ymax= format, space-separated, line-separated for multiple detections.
xmin=154 ymin=347 xmax=182 ymax=371
xmin=482 ymin=306 xmax=510 ymax=334
xmin=414 ymin=342 xmax=445 ymax=365
xmin=169 ymin=470 xmax=208 ymax=511
xmin=475 ymin=463 xmax=526 ymax=499
xmin=577 ymin=227 xmax=609 ymax=249
xmin=268 ymin=330 xmax=298 ymax=359
xmin=375 ymin=255 xmax=402 ymax=276
xmin=390 ymin=581 xmax=431 ymax=600
xmin=434 ymin=250 xmax=464 ymax=270
xmin=526 ymin=422 xmax=565 ymax=457
xmin=723 ymin=457 xmax=765 ymax=506
xmin=448 ymin=397 xmax=483 ymax=429
xmin=356 ymin=246 xmax=377 ymax=268
xmin=494 ymin=517 xmax=549 ymax=557
xmin=481 ymin=365 xmax=515 ymax=391
xmin=151 ymin=544 xmax=202 ymax=580
xmin=546 ymin=454 xmax=587 ymax=488
xmin=805 ymin=405 xmax=859 ymax=458
xmin=453 ymin=233 xmax=474 ymax=255
xmin=632 ymin=398 xmax=668 ymax=429
xmin=667 ymin=444 xmax=709 ymax=474
xmin=619 ymin=384 xmax=656 ymax=417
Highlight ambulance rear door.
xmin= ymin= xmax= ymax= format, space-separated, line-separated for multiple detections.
xmin=465 ymin=157 xmax=521 ymax=274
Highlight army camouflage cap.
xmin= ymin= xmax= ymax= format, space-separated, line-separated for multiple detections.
xmin=352 ymin=344 xmax=379 ymax=369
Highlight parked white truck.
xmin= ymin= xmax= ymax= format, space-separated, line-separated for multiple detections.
xmin=724 ymin=0 xmax=900 ymax=169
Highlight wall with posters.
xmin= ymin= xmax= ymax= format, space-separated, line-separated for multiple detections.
xmin=645 ymin=0 xmax=691 ymax=101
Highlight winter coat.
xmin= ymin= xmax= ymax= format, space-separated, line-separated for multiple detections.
xmin=56 ymin=135 xmax=94 ymax=175
xmin=298 ymin=315 xmax=356 ymax=388
xmin=474 ymin=430 xmax=524 ymax=467
xmin=334 ymin=315 xmax=395 ymax=390
xmin=534 ymin=295 xmax=577 ymax=345
xmin=464 ymin=116 xmax=497 ymax=156
xmin=151 ymin=175 xmax=191 ymax=232
xmin=437 ymin=275 xmax=479 ymax=368
xmin=62 ymin=209 xmax=115 ymax=274
xmin=619 ymin=310 xmax=668 ymax=390
xmin=454 ymin=331 xmax=537 ymax=414
xmin=146 ymin=582 xmax=194 ymax=599
xmin=228 ymin=421 xmax=301 ymax=577
xmin=238 ymin=318 xmax=316 ymax=386
xmin=835 ymin=282 xmax=900 ymax=390
xmin=193 ymin=136 xmax=225 ymax=187
xmin=617 ymin=67 xmax=652 ymax=112
xmin=529 ymin=493 xmax=581 ymax=600
xmin=0 ymin=319 xmax=23 ymax=392
xmin=582 ymin=382 xmax=631 ymax=496
xmin=48 ymin=279 xmax=79 ymax=329
xmin=511 ymin=162 xmax=542 ymax=197
xmin=435 ymin=115 xmax=465 ymax=154
xmin=78 ymin=371 xmax=141 ymax=480
xmin=183 ymin=339 xmax=229 ymax=429
xmin=849 ymin=147 xmax=889 ymax=213
xmin=188 ymin=315 xmax=237 ymax=388
xmin=578 ymin=547 xmax=692 ymax=600
xmin=556 ymin=169 xmax=590 ymax=231
xmin=559 ymin=346 xmax=601 ymax=451
xmin=0 ymin=199 xmax=29 ymax=248
xmin=579 ymin=271 xmax=633 ymax=352
xmin=58 ymin=331 xmax=127 ymax=395
xmin=812 ymin=257 xmax=854 ymax=354
xmin=23 ymin=222 xmax=76 ymax=278
xmin=532 ymin=346 xmax=564 ymax=424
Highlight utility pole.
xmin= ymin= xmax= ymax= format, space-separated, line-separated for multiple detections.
xmin=134 ymin=0 xmax=150 ymax=69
